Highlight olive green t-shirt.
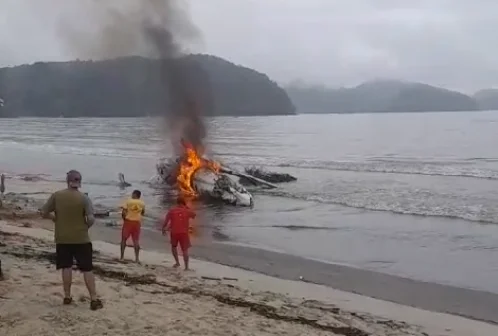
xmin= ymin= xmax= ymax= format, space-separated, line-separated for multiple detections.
xmin=41 ymin=188 xmax=95 ymax=244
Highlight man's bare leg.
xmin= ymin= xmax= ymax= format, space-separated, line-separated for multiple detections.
xmin=133 ymin=243 xmax=140 ymax=263
xmin=83 ymin=271 xmax=103 ymax=310
xmin=120 ymin=240 xmax=126 ymax=260
xmin=83 ymin=271 xmax=97 ymax=301
xmin=62 ymin=268 xmax=72 ymax=299
xmin=183 ymin=249 xmax=190 ymax=271
xmin=171 ymin=245 xmax=180 ymax=268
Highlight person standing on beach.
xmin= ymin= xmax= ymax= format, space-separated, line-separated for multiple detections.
xmin=162 ymin=197 xmax=196 ymax=270
xmin=40 ymin=170 xmax=103 ymax=310
xmin=120 ymin=189 xmax=145 ymax=263
xmin=0 ymin=173 xmax=5 ymax=208
xmin=0 ymin=173 xmax=5 ymax=195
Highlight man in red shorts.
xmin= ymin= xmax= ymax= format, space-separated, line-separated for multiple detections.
xmin=120 ymin=190 xmax=145 ymax=263
xmin=162 ymin=197 xmax=196 ymax=270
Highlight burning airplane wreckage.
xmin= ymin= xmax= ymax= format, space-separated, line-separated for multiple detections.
xmin=63 ymin=1 xmax=296 ymax=207
xmin=150 ymin=141 xmax=296 ymax=207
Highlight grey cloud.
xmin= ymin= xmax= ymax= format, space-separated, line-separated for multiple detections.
xmin=1 ymin=0 xmax=498 ymax=92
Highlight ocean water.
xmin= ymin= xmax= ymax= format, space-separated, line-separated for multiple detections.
xmin=2 ymin=112 xmax=498 ymax=293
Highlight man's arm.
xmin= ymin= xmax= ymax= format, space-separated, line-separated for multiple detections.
xmin=83 ymin=194 xmax=96 ymax=228
xmin=40 ymin=193 xmax=56 ymax=221
xmin=187 ymin=210 xmax=196 ymax=232
xmin=120 ymin=200 xmax=128 ymax=220
xmin=121 ymin=209 xmax=127 ymax=220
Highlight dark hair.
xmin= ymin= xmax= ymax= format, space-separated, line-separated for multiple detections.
xmin=132 ymin=190 xmax=141 ymax=198
xmin=66 ymin=170 xmax=82 ymax=188
xmin=177 ymin=197 xmax=186 ymax=206
xmin=66 ymin=170 xmax=82 ymax=182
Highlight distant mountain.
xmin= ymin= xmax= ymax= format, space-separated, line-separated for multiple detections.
xmin=474 ymin=89 xmax=498 ymax=111
xmin=286 ymin=80 xmax=479 ymax=114
xmin=0 ymin=54 xmax=295 ymax=117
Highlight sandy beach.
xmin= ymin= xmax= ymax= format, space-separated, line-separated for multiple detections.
xmin=1 ymin=194 xmax=498 ymax=335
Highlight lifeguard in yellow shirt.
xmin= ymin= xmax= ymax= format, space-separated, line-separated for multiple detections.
xmin=120 ymin=190 xmax=145 ymax=263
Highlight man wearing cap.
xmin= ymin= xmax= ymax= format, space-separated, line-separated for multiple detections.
xmin=40 ymin=170 xmax=103 ymax=310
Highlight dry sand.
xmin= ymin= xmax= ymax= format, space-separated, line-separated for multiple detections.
xmin=1 ymin=195 xmax=498 ymax=335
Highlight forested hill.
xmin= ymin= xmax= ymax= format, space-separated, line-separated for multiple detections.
xmin=474 ymin=89 xmax=498 ymax=110
xmin=286 ymin=80 xmax=479 ymax=114
xmin=0 ymin=54 xmax=296 ymax=117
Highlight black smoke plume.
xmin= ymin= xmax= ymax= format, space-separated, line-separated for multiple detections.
xmin=144 ymin=23 xmax=208 ymax=152
xmin=57 ymin=0 xmax=210 ymax=153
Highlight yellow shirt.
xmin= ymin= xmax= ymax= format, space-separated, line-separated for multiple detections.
xmin=121 ymin=198 xmax=145 ymax=222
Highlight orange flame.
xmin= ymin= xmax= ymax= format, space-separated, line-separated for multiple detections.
xmin=176 ymin=141 xmax=220 ymax=197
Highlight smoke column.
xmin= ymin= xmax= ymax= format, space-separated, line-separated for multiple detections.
xmin=57 ymin=0 xmax=209 ymax=153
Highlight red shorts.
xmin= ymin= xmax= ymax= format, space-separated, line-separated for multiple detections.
xmin=170 ymin=232 xmax=191 ymax=251
xmin=122 ymin=220 xmax=141 ymax=244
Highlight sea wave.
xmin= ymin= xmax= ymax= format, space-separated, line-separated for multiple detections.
xmin=275 ymin=159 xmax=498 ymax=180
xmin=0 ymin=140 xmax=157 ymax=159
xmin=6 ymin=168 xmax=498 ymax=227
xmin=5 ymin=173 xmax=143 ymax=189
xmin=263 ymin=189 xmax=498 ymax=225
xmin=271 ymin=225 xmax=345 ymax=231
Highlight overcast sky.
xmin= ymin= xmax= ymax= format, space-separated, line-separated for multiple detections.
xmin=1 ymin=0 xmax=498 ymax=92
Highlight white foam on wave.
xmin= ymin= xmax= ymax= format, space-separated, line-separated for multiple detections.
xmin=209 ymin=153 xmax=498 ymax=181
xmin=263 ymin=189 xmax=498 ymax=225
xmin=274 ymin=159 xmax=498 ymax=181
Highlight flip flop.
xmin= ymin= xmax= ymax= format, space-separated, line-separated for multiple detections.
xmin=90 ymin=299 xmax=104 ymax=311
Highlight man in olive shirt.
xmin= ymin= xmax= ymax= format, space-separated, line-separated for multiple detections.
xmin=41 ymin=170 xmax=103 ymax=310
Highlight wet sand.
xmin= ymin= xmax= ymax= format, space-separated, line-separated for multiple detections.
xmin=2 ymin=221 xmax=498 ymax=336
xmin=1 ymin=192 xmax=498 ymax=335
xmin=0 ymin=228 xmax=348 ymax=336
xmin=0 ymin=222 xmax=421 ymax=336
xmin=87 ymin=224 xmax=498 ymax=324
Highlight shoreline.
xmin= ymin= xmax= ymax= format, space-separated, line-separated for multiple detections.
xmin=97 ymin=223 xmax=498 ymax=325
xmin=1 ymin=221 xmax=497 ymax=336
xmin=3 ymin=191 xmax=498 ymax=327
